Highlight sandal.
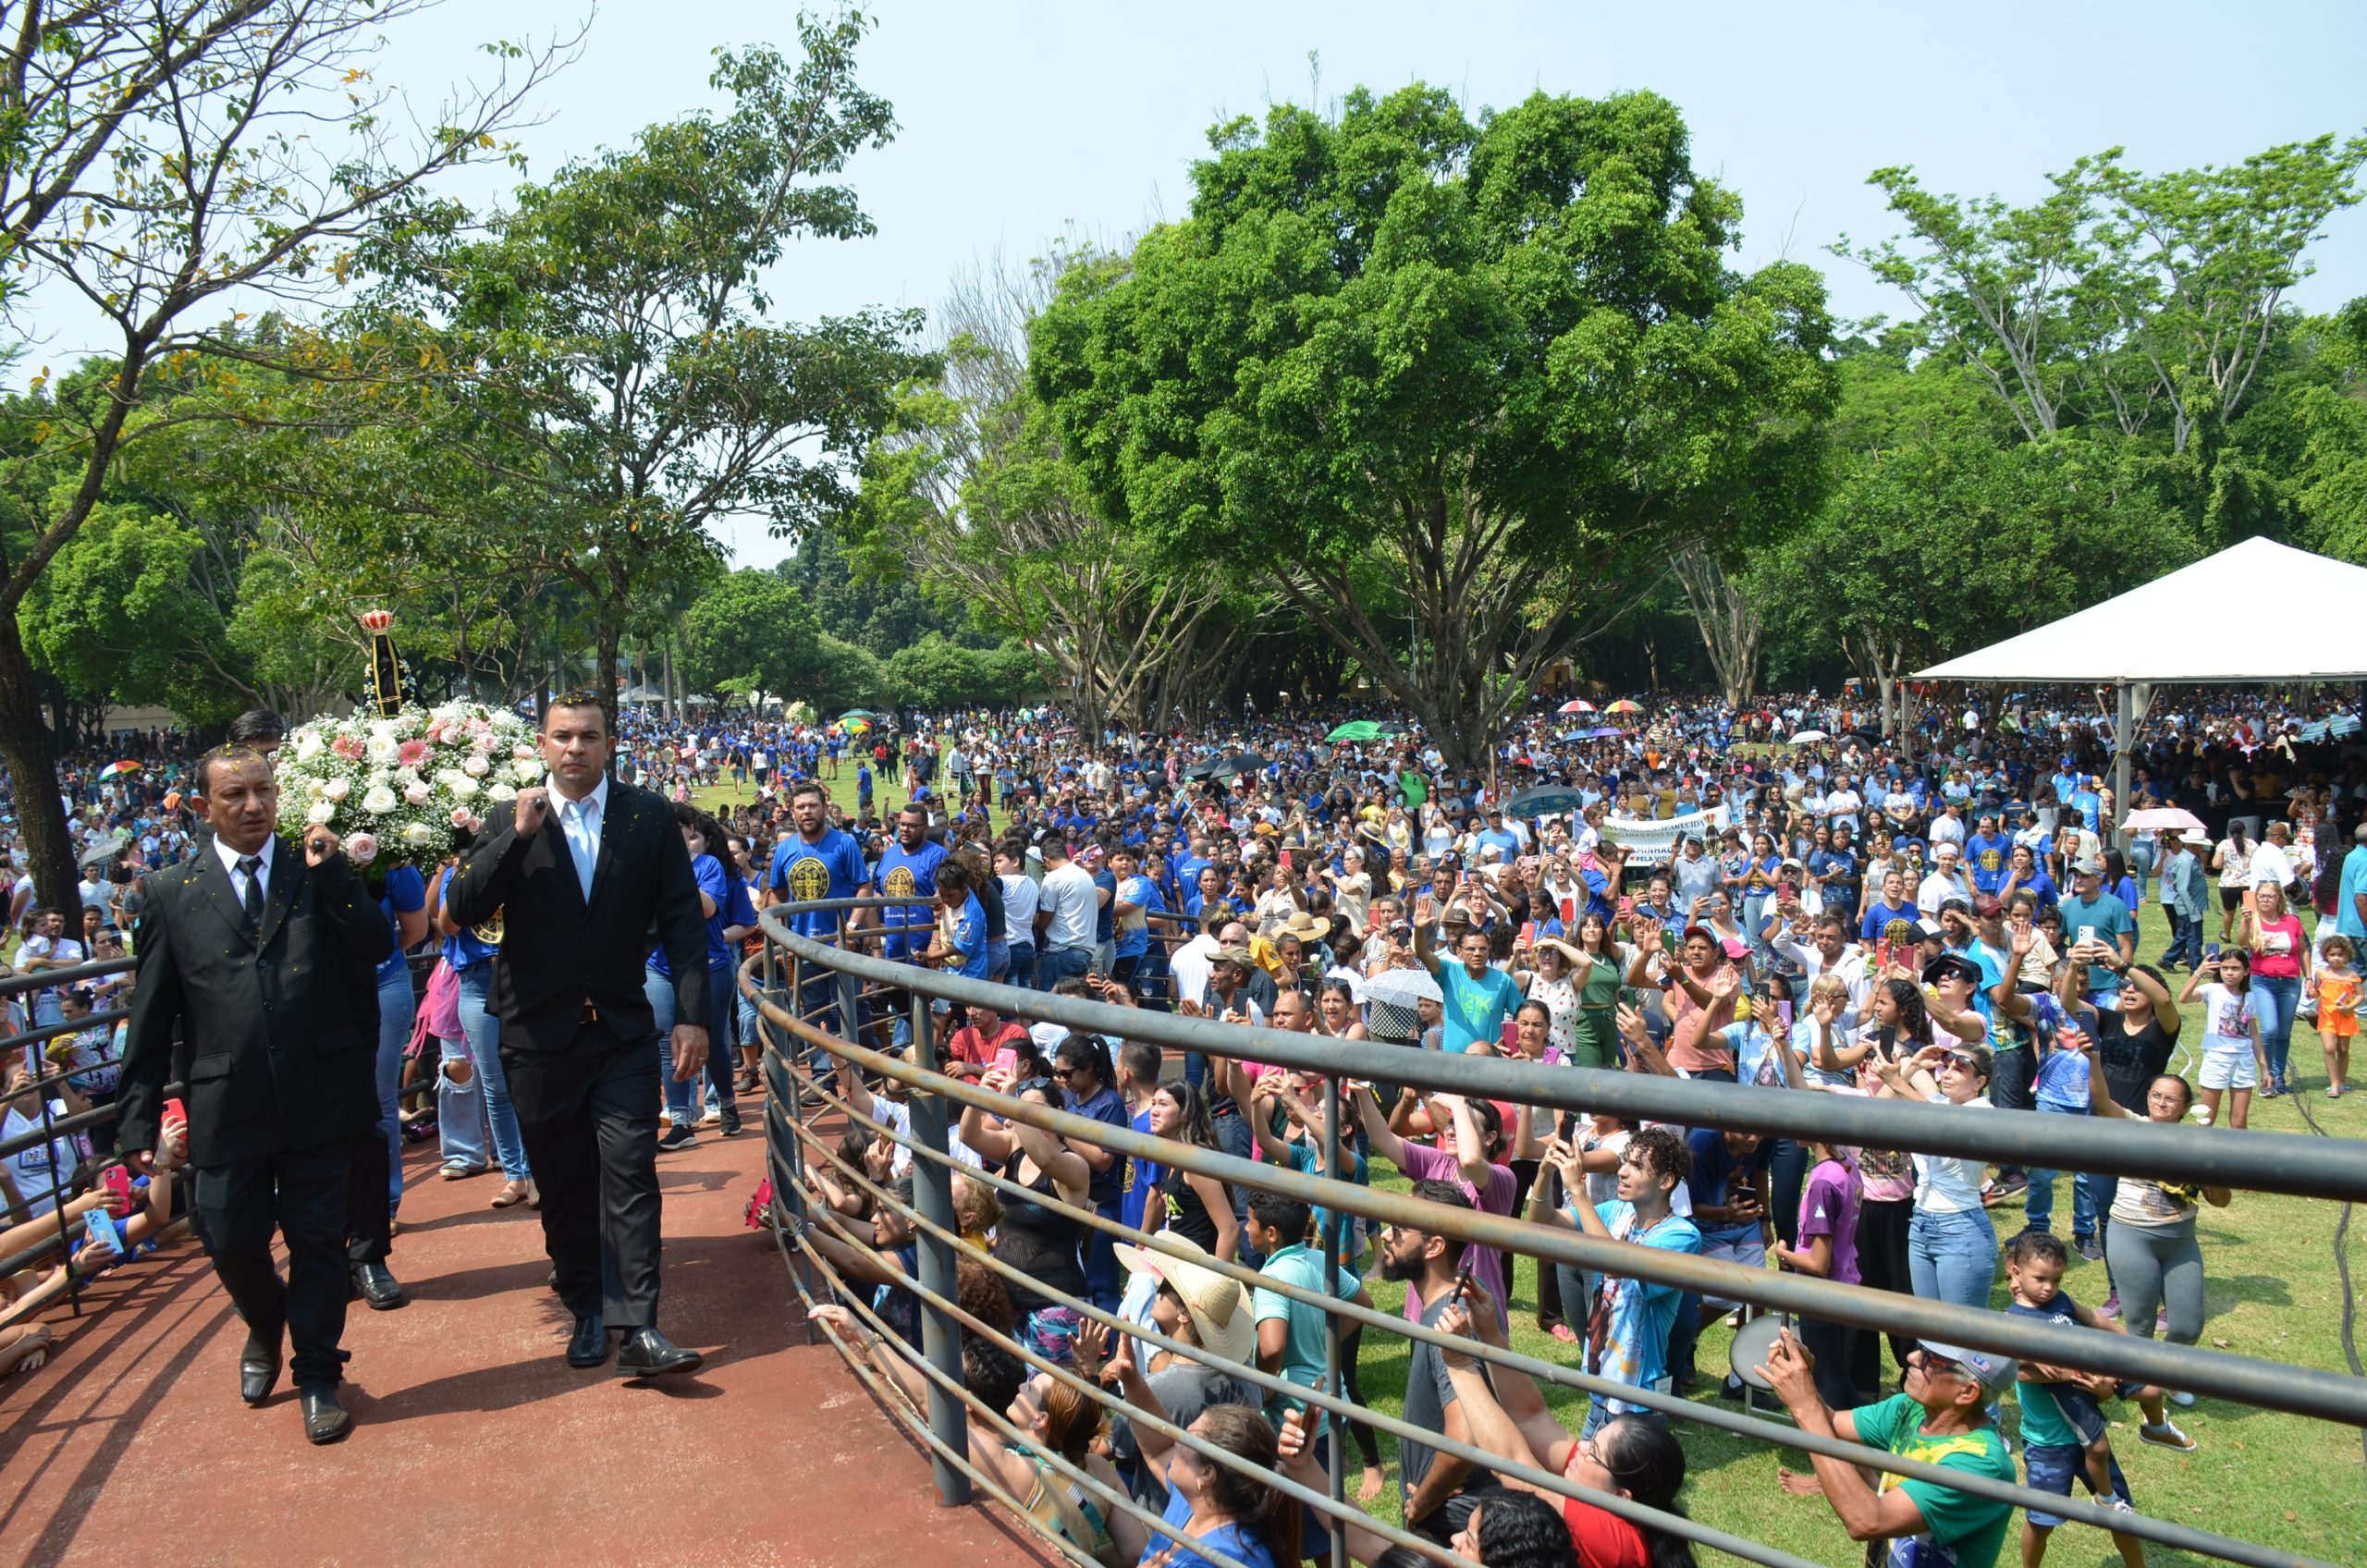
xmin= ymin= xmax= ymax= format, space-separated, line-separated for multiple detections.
xmin=491 ymin=1179 xmax=533 ymax=1208
xmin=1548 ymin=1323 xmax=1579 ymax=1344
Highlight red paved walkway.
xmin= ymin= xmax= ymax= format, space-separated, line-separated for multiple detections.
xmin=0 ymin=1110 xmax=1051 ymax=1568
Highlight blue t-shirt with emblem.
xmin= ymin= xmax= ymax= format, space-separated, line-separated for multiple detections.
xmin=874 ymin=839 xmax=948 ymax=960
xmin=768 ymin=830 xmax=869 ymax=939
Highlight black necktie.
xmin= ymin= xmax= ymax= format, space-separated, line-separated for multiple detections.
xmin=239 ymin=854 xmax=264 ymax=933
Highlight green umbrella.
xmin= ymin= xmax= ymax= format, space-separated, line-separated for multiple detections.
xmin=838 ymin=708 xmax=878 ymax=720
xmin=1325 ymin=720 xmax=1383 ymax=742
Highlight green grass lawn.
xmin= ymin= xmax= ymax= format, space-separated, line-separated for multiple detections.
xmin=714 ymin=761 xmax=2362 ymax=1563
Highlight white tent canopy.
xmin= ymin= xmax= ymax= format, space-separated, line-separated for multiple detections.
xmin=1916 ymin=536 xmax=2367 ymax=685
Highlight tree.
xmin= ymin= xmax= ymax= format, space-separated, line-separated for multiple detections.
xmin=18 ymin=501 xmax=243 ymax=723
xmin=1849 ymin=135 xmax=2367 ymax=455
xmin=881 ymin=632 xmax=1034 ymax=711
xmin=1668 ymin=545 xmax=1769 ymax=709
xmin=0 ymin=1 xmax=562 ymax=906
xmin=681 ymin=568 xmax=821 ymax=701
xmin=1030 ymin=84 xmax=1835 ymax=765
xmin=372 ymin=16 xmax=933 ymax=718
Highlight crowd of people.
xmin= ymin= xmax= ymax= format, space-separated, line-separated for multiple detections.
xmin=5 ymin=683 xmax=2364 ymax=1564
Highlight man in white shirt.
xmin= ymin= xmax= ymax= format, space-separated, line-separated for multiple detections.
xmin=1823 ymin=778 xmax=1862 ymax=836
xmin=2249 ymin=822 xmax=2297 ymax=893
xmin=1767 ymin=913 xmax=1871 ymax=1035
xmin=1034 ymin=838 xmax=1102 ymax=990
xmin=1917 ymin=845 xmax=1970 ymax=916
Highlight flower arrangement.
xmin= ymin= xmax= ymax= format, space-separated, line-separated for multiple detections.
xmin=275 ymin=700 xmax=541 ymax=875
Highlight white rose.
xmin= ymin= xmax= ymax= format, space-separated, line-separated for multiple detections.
xmin=294 ymin=731 xmax=325 ymax=762
xmin=401 ymin=822 xmax=434 ymax=847
xmin=366 ymin=734 xmax=399 ymax=764
xmin=323 ymin=778 xmax=351 ymax=801
xmin=512 ymin=758 xmax=543 ymax=784
xmin=462 ymin=753 xmax=490 ymax=778
xmin=450 ymin=775 xmax=480 ymax=800
xmin=305 ymin=801 xmax=336 ymax=826
xmin=362 ymin=785 xmax=399 ymax=815
xmin=488 ymin=782 xmax=518 ymax=802
xmin=403 ymin=779 xmax=433 ymax=806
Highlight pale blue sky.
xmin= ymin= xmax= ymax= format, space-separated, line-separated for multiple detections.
xmin=23 ymin=2 xmax=2367 ymax=566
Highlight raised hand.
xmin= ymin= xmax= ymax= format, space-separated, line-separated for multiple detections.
xmin=514 ymin=785 xmax=551 ymax=837
xmin=301 ymin=827 xmax=342 ymax=866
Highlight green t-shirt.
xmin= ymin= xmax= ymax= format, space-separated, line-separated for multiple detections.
xmin=1251 ymin=1243 xmax=1362 ymax=1429
xmin=1401 ymin=768 xmax=1428 ymax=809
xmin=1852 ymin=1392 xmax=2016 ymax=1568
xmin=2058 ymin=892 xmax=2135 ymax=993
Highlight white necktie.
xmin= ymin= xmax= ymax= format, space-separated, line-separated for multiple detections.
xmin=565 ymin=800 xmax=596 ymax=900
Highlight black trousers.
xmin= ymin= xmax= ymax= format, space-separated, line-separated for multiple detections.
xmin=347 ymin=1127 xmax=391 ymax=1266
xmin=502 ymin=1023 xmax=665 ymax=1328
xmin=193 ymin=1139 xmax=352 ymax=1389
xmin=1854 ymin=1196 xmax=1917 ymax=1377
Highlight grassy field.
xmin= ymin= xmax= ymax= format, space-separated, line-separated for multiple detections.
xmin=705 ymin=766 xmax=2364 ymax=1564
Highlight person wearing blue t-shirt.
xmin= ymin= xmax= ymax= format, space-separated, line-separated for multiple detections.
xmin=765 ymin=780 xmax=873 ymax=1037
xmin=1414 ymin=909 xmax=1525 ymax=1052
xmin=1964 ymin=818 xmax=2013 ymax=896
xmin=874 ymin=805 xmax=948 ymax=962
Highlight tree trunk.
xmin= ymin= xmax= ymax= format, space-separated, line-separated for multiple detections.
xmin=0 ymin=613 xmax=80 ymax=909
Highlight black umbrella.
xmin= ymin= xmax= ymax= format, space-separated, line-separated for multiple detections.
xmin=1208 ymin=752 xmax=1266 ymax=780
xmin=1505 ymin=785 xmax=1588 ymax=820
xmin=1181 ymin=757 xmax=1224 ymax=781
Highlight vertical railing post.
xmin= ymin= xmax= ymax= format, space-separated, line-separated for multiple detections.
xmin=908 ymin=984 xmax=974 ymax=1505
xmin=1322 ymin=1068 xmax=1346 ymax=1568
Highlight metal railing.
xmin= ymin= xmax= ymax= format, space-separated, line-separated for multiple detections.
xmin=747 ymin=896 xmax=2361 ymax=1568
xmin=1 ymin=958 xmax=146 ymax=1295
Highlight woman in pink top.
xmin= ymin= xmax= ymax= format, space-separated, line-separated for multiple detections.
xmin=2239 ymin=881 xmax=2312 ymax=1097
xmin=1629 ymin=925 xmax=1739 ymax=1079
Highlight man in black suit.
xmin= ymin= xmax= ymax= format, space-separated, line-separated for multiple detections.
xmin=445 ymin=693 xmax=710 ymax=1378
xmin=117 ymin=747 xmax=393 ymax=1444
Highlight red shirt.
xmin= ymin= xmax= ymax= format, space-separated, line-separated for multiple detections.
xmin=1561 ymin=1444 xmax=1650 ymax=1568
xmin=947 ymin=1018 xmax=1029 ymax=1070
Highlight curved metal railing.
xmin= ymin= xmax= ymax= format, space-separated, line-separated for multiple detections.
xmin=746 ymin=896 xmax=2361 ymax=1568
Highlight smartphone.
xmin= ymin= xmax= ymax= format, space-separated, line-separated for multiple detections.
xmin=161 ymin=1096 xmax=188 ymax=1134
xmin=2203 ymin=942 xmax=2221 ymax=962
xmin=101 ymin=1165 xmax=133 ymax=1213
xmin=1452 ymin=1253 xmax=1477 ymax=1302
xmin=1520 ymin=921 xmax=1537 ymax=945
xmin=83 ymin=1207 xmax=125 ymax=1262
xmin=992 ymin=1047 xmax=1021 ymax=1077
xmin=1617 ymin=895 xmax=1635 ymax=916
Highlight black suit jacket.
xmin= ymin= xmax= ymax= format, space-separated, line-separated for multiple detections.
xmin=117 ymin=839 xmax=394 ymax=1167
xmin=444 ymin=779 xmax=709 ymax=1052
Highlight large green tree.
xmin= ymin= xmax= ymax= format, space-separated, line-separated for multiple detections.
xmin=680 ymin=567 xmax=821 ymax=701
xmin=369 ymin=16 xmax=931 ymax=715
xmin=1030 ymin=84 xmax=1836 ymax=765
xmin=0 ymin=1 xmax=560 ymax=905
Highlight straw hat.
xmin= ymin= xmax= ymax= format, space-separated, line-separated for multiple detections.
xmin=1280 ymin=909 xmax=1336 ymax=944
xmin=1111 ymin=1234 xmax=1255 ymax=1364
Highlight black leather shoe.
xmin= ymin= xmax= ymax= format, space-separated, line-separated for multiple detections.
xmin=239 ymin=1326 xmax=283 ymax=1407
xmin=299 ymin=1386 xmax=352 ymax=1445
xmin=565 ymin=1314 xmax=609 ymax=1368
xmin=615 ymin=1326 xmax=703 ymax=1379
xmin=350 ymin=1262 xmax=407 ymax=1311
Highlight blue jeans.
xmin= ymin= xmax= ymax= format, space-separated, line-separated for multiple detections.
xmin=1004 ymin=938 xmax=1037 ymax=992
xmin=2254 ymin=974 xmax=2303 ymax=1085
xmin=374 ymin=968 xmax=415 ymax=1212
xmin=2023 ymin=1100 xmax=2104 ymax=1241
xmin=454 ymin=962 xmax=532 ymax=1180
xmin=2161 ymin=908 xmax=2201 ymax=969
xmin=1908 ymin=1206 xmax=1999 ymax=1311
xmin=647 ymin=965 xmax=740 ymax=1121
xmin=1036 ymin=943 xmax=1093 ymax=991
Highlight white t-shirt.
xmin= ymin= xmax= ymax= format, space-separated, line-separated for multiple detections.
xmin=998 ymin=873 xmax=1039 ymax=947
xmin=3 ymin=1100 xmax=81 ymax=1219
xmin=2199 ymin=982 xmax=2258 ymax=1055
xmin=1911 ymin=1093 xmax=1993 ymax=1214
xmin=1038 ymin=862 xmax=1098 ymax=951
xmin=2246 ymin=840 xmax=2294 ymax=890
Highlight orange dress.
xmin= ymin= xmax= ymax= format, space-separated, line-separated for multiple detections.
xmin=2316 ymin=969 xmax=2360 ymax=1039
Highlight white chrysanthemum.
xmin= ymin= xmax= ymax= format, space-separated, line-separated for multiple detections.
xmin=305 ymin=801 xmax=336 ymax=826
xmin=362 ymin=785 xmax=399 ymax=815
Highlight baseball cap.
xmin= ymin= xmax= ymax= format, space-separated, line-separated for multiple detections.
xmin=2069 ymin=853 xmax=2104 ymax=876
xmin=1916 ymin=1339 xmax=2018 ymax=1394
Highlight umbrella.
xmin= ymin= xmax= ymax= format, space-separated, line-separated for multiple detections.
xmin=2122 ymin=806 xmax=2206 ymax=834
xmin=1358 ymin=968 xmax=1444 ymax=1010
xmin=1207 ymin=751 xmax=1265 ymax=780
xmin=1785 ymin=729 xmax=1829 ymax=744
xmin=1605 ymin=700 xmax=1644 ymax=715
xmin=838 ymin=708 xmax=877 ymax=719
xmin=1325 ymin=720 xmax=1384 ymax=742
xmin=79 ymin=833 xmax=127 ymax=868
xmin=1583 ymin=727 xmax=1624 ymax=740
xmin=98 ymin=760 xmax=141 ymax=778
xmin=840 ymin=717 xmax=872 ymax=734
xmin=1505 ymin=784 xmax=1588 ymax=820
xmin=1181 ymin=756 xmax=1225 ymax=780
xmin=1556 ymin=699 xmax=1597 ymax=715
xmin=1052 ymin=726 xmax=1077 ymax=738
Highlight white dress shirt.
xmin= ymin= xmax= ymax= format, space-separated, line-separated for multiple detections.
xmin=214 ymin=831 xmax=276 ymax=904
xmin=549 ymin=773 xmax=609 ymax=898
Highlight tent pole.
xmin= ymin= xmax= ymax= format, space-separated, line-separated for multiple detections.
xmin=2114 ymin=680 xmax=2135 ymax=859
